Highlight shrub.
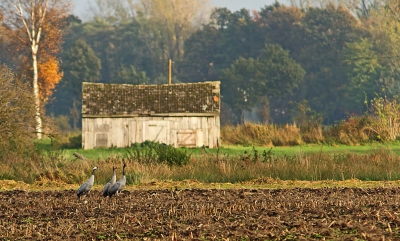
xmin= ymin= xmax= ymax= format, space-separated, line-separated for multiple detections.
xmin=324 ymin=115 xmax=373 ymax=145
xmin=367 ymin=96 xmax=400 ymax=141
xmin=126 ymin=141 xmax=191 ymax=166
xmin=0 ymin=65 xmax=37 ymax=158
xmin=65 ymin=134 xmax=82 ymax=149
xmin=53 ymin=115 xmax=73 ymax=132
xmin=292 ymin=100 xmax=324 ymax=143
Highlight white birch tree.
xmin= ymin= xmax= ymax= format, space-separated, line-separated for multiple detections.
xmin=0 ymin=0 xmax=70 ymax=139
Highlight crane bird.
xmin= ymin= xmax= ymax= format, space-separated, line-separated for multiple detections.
xmin=108 ymin=163 xmax=127 ymax=198
xmin=77 ymin=166 xmax=98 ymax=198
xmin=103 ymin=166 xmax=117 ymax=197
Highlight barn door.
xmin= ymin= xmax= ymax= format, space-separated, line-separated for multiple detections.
xmin=143 ymin=120 xmax=168 ymax=144
xmin=177 ymin=129 xmax=204 ymax=148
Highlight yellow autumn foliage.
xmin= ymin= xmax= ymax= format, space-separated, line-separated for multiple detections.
xmin=38 ymin=56 xmax=63 ymax=103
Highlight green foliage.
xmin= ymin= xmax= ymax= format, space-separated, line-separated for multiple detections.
xmin=368 ymin=3 xmax=400 ymax=97
xmin=62 ymin=39 xmax=102 ymax=94
xmin=259 ymin=3 xmax=304 ymax=55
xmin=65 ymin=134 xmax=82 ymax=149
xmin=221 ymin=44 xmax=305 ymax=124
xmin=49 ymin=132 xmax=82 ymax=150
xmin=240 ymin=146 xmax=276 ymax=163
xmin=126 ymin=141 xmax=191 ymax=166
xmin=291 ymin=4 xmax=367 ymax=123
xmin=49 ymin=39 xmax=101 ymax=126
xmin=115 ymin=65 xmax=150 ymax=84
xmin=343 ymin=38 xmax=382 ymax=113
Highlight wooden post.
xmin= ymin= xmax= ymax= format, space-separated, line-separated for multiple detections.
xmin=168 ymin=59 xmax=172 ymax=85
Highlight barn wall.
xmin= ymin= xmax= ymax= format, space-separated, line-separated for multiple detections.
xmin=82 ymin=116 xmax=220 ymax=150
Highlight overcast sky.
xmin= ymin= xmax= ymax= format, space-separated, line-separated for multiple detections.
xmin=72 ymin=0 xmax=289 ymax=19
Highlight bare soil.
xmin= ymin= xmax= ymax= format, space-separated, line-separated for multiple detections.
xmin=0 ymin=188 xmax=400 ymax=240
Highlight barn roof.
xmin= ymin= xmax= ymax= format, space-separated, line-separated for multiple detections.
xmin=82 ymin=82 xmax=220 ymax=116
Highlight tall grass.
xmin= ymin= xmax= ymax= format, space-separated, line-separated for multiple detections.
xmin=221 ymin=123 xmax=303 ymax=146
xmin=222 ymin=96 xmax=400 ymax=146
xmin=1 ymin=146 xmax=400 ymax=185
xmin=221 ymin=120 xmax=400 ymax=146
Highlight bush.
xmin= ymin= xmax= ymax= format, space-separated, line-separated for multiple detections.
xmin=53 ymin=115 xmax=73 ymax=132
xmin=324 ymin=115 xmax=372 ymax=145
xmin=0 ymin=65 xmax=37 ymax=158
xmin=367 ymin=96 xmax=400 ymax=141
xmin=292 ymin=100 xmax=324 ymax=144
xmin=126 ymin=141 xmax=191 ymax=166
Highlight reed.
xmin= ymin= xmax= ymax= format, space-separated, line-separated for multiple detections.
xmin=221 ymin=123 xmax=303 ymax=146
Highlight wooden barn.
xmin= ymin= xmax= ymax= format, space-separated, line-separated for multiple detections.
xmin=81 ymin=82 xmax=220 ymax=150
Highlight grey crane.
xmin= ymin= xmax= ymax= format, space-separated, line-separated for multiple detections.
xmin=108 ymin=163 xmax=127 ymax=198
xmin=77 ymin=166 xmax=98 ymax=198
xmin=102 ymin=166 xmax=117 ymax=197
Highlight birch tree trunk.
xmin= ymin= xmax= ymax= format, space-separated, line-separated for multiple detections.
xmin=16 ymin=0 xmax=49 ymax=139
xmin=32 ymin=47 xmax=42 ymax=139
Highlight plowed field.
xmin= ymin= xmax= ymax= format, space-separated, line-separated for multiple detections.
xmin=0 ymin=188 xmax=400 ymax=240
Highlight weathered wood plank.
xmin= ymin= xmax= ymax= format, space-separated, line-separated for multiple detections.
xmin=82 ymin=113 xmax=219 ymax=118
xmin=82 ymin=115 xmax=220 ymax=149
xmin=201 ymin=117 xmax=208 ymax=147
xmin=129 ymin=120 xmax=137 ymax=145
xmin=208 ymin=118 xmax=214 ymax=148
xmin=177 ymin=130 xmax=196 ymax=147
xmin=137 ymin=120 xmax=143 ymax=143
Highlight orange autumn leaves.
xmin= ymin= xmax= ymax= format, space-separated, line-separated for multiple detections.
xmin=36 ymin=8 xmax=66 ymax=104
xmin=38 ymin=55 xmax=63 ymax=103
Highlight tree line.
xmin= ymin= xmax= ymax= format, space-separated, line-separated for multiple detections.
xmin=1 ymin=0 xmax=400 ymax=134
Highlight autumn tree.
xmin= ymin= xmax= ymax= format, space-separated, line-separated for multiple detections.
xmin=88 ymin=0 xmax=137 ymax=24
xmin=0 ymin=0 xmax=70 ymax=139
xmin=137 ymin=0 xmax=211 ymax=61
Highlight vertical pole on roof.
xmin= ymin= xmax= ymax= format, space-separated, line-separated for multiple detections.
xmin=168 ymin=59 xmax=172 ymax=85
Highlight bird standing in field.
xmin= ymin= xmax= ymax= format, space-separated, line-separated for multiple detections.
xmin=108 ymin=163 xmax=127 ymax=198
xmin=77 ymin=166 xmax=98 ymax=198
xmin=103 ymin=166 xmax=117 ymax=197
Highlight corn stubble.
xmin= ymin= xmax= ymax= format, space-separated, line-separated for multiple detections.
xmin=0 ymin=188 xmax=399 ymax=240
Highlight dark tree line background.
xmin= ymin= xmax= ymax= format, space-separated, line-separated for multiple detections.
xmin=2 ymin=0 xmax=399 ymax=128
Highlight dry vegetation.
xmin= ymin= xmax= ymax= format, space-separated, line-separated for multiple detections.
xmin=2 ymin=146 xmax=400 ymax=186
xmin=222 ymin=95 xmax=400 ymax=147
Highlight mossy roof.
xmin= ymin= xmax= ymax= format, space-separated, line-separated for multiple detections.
xmin=82 ymin=82 xmax=220 ymax=116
